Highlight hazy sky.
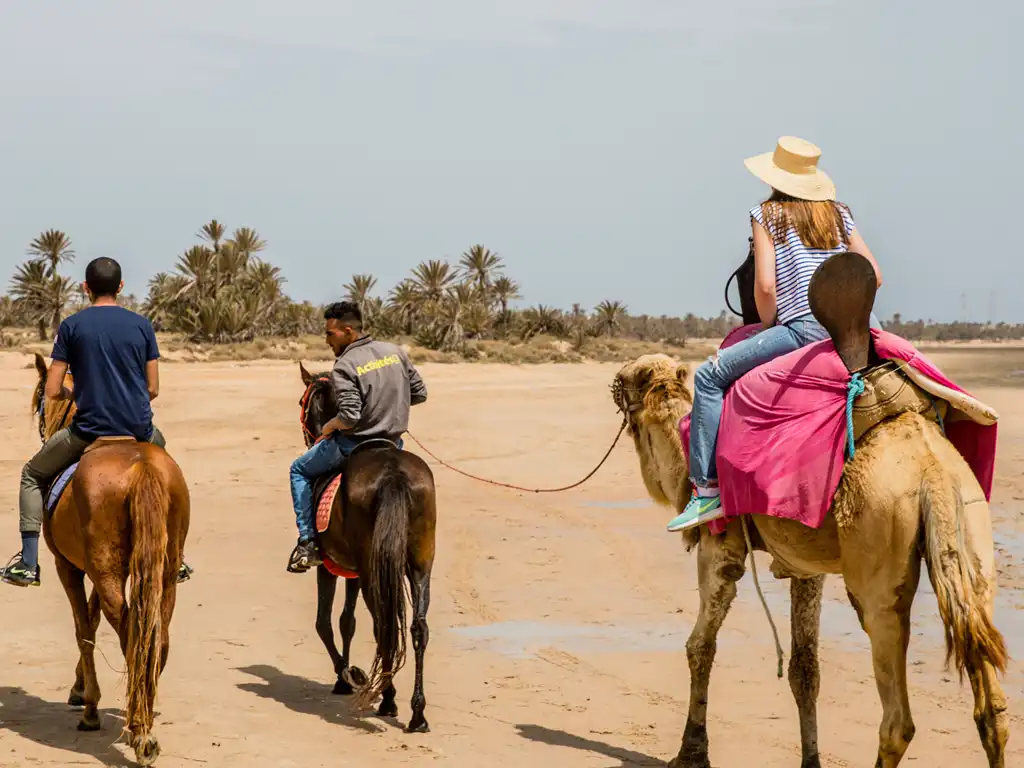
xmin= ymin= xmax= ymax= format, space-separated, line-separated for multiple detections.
xmin=2 ymin=1 xmax=1021 ymax=322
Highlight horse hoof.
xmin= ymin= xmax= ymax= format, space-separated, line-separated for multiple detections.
xmin=406 ymin=716 xmax=430 ymax=734
xmin=77 ymin=717 xmax=101 ymax=732
xmin=667 ymin=755 xmax=711 ymax=768
xmin=377 ymin=701 xmax=399 ymax=718
xmin=347 ymin=667 xmax=368 ymax=688
xmin=134 ymin=735 xmax=161 ymax=767
xmin=68 ymin=692 xmax=86 ymax=707
xmin=332 ymin=677 xmax=354 ymax=696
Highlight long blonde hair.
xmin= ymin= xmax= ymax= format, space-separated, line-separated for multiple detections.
xmin=759 ymin=189 xmax=852 ymax=250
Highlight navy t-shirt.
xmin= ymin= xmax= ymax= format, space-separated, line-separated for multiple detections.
xmin=51 ymin=306 xmax=159 ymax=441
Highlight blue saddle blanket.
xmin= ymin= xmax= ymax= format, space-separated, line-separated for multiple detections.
xmin=46 ymin=463 xmax=79 ymax=514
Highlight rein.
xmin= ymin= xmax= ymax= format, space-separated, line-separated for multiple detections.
xmin=298 ymin=374 xmax=628 ymax=494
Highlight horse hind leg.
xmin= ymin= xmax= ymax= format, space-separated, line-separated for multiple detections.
xmin=69 ymin=588 xmax=101 ymax=707
xmin=406 ymin=568 xmax=431 ymax=733
xmin=669 ymin=522 xmax=747 ymax=768
xmin=54 ymin=555 xmax=102 ymax=731
xmin=789 ymin=575 xmax=825 ymax=768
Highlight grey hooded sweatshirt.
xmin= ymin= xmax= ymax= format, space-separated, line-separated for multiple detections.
xmin=330 ymin=336 xmax=427 ymax=441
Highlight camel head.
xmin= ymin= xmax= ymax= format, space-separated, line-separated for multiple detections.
xmin=612 ymin=353 xmax=692 ymax=435
xmin=613 ymin=354 xmax=694 ymax=531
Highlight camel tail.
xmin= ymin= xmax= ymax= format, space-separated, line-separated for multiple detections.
xmin=125 ymin=459 xmax=169 ymax=758
xmin=920 ymin=465 xmax=1008 ymax=679
xmin=359 ymin=466 xmax=410 ymax=708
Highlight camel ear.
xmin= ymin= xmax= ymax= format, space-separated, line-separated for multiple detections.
xmin=299 ymin=362 xmax=313 ymax=386
xmin=34 ymin=352 xmax=48 ymax=382
xmin=675 ymin=363 xmax=690 ymax=382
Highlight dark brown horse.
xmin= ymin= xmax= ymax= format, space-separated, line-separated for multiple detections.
xmin=33 ymin=354 xmax=190 ymax=766
xmin=298 ymin=362 xmax=436 ymax=732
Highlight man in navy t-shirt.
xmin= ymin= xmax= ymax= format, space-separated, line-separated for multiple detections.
xmin=2 ymin=257 xmax=193 ymax=587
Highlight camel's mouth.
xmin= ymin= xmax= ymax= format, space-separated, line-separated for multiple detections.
xmin=611 ymin=373 xmax=646 ymax=434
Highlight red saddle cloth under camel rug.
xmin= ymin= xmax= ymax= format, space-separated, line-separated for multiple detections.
xmin=314 ymin=473 xmax=359 ymax=579
xmin=679 ymin=326 xmax=998 ymax=535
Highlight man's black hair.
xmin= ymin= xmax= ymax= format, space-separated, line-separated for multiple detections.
xmin=84 ymin=257 xmax=122 ymax=298
xmin=324 ymin=301 xmax=363 ymax=330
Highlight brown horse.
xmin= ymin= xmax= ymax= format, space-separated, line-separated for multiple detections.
xmin=298 ymin=362 xmax=437 ymax=732
xmin=33 ymin=354 xmax=190 ymax=766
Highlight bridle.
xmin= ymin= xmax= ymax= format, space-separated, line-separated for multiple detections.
xmin=299 ymin=375 xmax=330 ymax=448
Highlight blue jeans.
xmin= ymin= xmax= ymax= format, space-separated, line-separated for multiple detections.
xmin=689 ymin=315 xmax=830 ymax=487
xmin=289 ymin=435 xmax=403 ymax=541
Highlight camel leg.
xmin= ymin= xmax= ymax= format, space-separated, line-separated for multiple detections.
xmin=54 ymin=555 xmax=102 ymax=731
xmin=334 ymin=577 xmax=364 ymax=695
xmin=789 ymin=576 xmax=825 ymax=768
xmin=406 ymin=567 xmax=431 ymax=733
xmin=669 ymin=523 xmax=747 ymax=768
xmin=846 ymin=557 xmax=920 ymax=767
xmin=69 ymin=588 xmax=101 ymax=707
xmin=967 ymin=660 xmax=1009 ymax=768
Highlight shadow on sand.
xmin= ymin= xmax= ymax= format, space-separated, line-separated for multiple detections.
xmin=234 ymin=664 xmax=400 ymax=734
xmin=0 ymin=686 xmax=130 ymax=767
xmin=516 ymin=723 xmax=663 ymax=766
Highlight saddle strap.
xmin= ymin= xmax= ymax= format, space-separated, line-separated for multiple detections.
xmin=851 ymin=361 xmax=947 ymax=443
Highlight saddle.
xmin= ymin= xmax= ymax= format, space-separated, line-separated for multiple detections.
xmin=45 ymin=437 xmax=142 ymax=515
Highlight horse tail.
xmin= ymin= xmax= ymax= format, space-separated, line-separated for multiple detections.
xmin=921 ymin=463 xmax=1008 ymax=679
xmin=360 ymin=463 xmax=411 ymax=707
xmin=125 ymin=458 xmax=169 ymax=756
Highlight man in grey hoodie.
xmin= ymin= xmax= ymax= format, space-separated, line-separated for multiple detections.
xmin=288 ymin=301 xmax=427 ymax=573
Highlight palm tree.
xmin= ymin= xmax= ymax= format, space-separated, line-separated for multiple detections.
xmin=10 ymin=259 xmax=75 ymax=340
xmin=198 ymin=219 xmax=226 ymax=253
xmin=410 ymin=260 xmax=459 ymax=304
xmin=594 ymin=299 xmax=628 ymax=337
xmin=23 ymin=230 xmax=75 ymax=335
xmin=387 ymin=280 xmax=420 ymax=335
xmin=491 ymin=275 xmax=521 ymax=315
xmin=344 ymin=274 xmax=378 ymax=306
xmin=28 ymin=229 xmax=75 ymax=278
xmin=519 ymin=304 xmax=565 ymax=340
xmin=229 ymin=227 xmax=266 ymax=258
xmin=459 ymin=245 xmax=504 ymax=297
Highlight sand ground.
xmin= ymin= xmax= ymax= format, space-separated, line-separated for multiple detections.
xmin=1 ymin=349 xmax=1022 ymax=767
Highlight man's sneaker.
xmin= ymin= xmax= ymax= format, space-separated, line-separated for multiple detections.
xmin=177 ymin=562 xmax=194 ymax=583
xmin=666 ymin=490 xmax=725 ymax=532
xmin=1 ymin=553 xmax=40 ymax=587
xmin=287 ymin=540 xmax=321 ymax=573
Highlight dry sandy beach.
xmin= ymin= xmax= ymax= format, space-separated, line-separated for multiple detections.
xmin=1 ymin=348 xmax=1022 ymax=767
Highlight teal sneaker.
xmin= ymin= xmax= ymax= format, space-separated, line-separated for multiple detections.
xmin=667 ymin=491 xmax=724 ymax=532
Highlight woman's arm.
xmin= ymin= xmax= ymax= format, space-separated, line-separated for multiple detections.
xmin=847 ymin=229 xmax=882 ymax=288
xmin=751 ymin=218 xmax=778 ymax=328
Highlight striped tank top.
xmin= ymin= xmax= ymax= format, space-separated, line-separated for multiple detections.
xmin=750 ymin=202 xmax=856 ymax=325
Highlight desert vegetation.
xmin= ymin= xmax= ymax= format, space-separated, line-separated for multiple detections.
xmin=3 ymin=226 xmax=1023 ymax=361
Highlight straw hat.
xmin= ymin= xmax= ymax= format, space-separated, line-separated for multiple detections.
xmin=743 ymin=136 xmax=835 ymax=202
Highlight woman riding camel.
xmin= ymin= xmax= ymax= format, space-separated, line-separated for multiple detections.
xmin=666 ymin=136 xmax=883 ymax=532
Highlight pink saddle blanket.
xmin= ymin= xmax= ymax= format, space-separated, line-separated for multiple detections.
xmin=679 ymin=327 xmax=996 ymax=534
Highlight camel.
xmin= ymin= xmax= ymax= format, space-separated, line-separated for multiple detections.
xmin=613 ymin=254 xmax=1009 ymax=767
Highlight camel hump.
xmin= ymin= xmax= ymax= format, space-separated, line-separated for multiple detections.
xmin=808 ymin=251 xmax=877 ymax=372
